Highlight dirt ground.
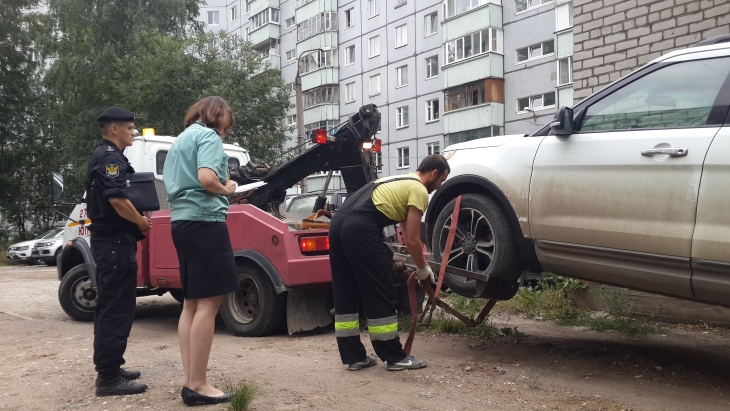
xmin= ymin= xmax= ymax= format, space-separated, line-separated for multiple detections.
xmin=0 ymin=265 xmax=729 ymax=411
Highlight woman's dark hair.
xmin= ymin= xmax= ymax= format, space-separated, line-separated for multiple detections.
xmin=417 ymin=154 xmax=451 ymax=176
xmin=184 ymin=96 xmax=235 ymax=133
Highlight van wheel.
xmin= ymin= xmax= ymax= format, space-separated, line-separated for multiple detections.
xmin=431 ymin=194 xmax=522 ymax=298
xmin=58 ymin=264 xmax=96 ymax=322
xmin=220 ymin=264 xmax=286 ymax=337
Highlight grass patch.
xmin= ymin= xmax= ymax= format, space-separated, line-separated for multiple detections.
xmin=496 ymin=274 xmax=656 ymax=335
xmin=397 ymin=314 xmax=523 ymax=340
xmin=0 ymin=250 xmax=16 ymax=267
xmin=224 ymin=379 xmax=258 ymax=411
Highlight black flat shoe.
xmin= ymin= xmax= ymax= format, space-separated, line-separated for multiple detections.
xmin=181 ymin=386 xmax=231 ymax=406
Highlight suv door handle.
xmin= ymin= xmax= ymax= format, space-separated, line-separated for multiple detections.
xmin=641 ymin=148 xmax=688 ymax=157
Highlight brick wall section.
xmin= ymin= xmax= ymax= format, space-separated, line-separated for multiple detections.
xmin=572 ymin=0 xmax=730 ymax=101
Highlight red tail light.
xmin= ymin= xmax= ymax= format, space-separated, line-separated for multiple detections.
xmin=314 ymin=128 xmax=327 ymax=144
xmin=373 ymin=138 xmax=382 ymax=152
xmin=299 ymin=236 xmax=329 ymax=253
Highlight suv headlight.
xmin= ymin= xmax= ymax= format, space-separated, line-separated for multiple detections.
xmin=36 ymin=241 xmax=56 ymax=247
xmin=18 ymin=246 xmax=29 ymax=251
xmin=442 ymin=151 xmax=456 ymax=161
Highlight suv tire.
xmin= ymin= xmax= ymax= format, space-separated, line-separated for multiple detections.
xmin=431 ymin=194 xmax=522 ymax=298
xmin=220 ymin=264 xmax=286 ymax=337
xmin=58 ymin=263 xmax=96 ymax=322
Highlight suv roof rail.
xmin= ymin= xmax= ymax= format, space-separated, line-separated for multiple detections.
xmin=693 ymin=34 xmax=730 ymax=47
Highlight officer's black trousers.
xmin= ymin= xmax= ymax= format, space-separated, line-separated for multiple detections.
xmin=91 ymin=237 xmax=138 ymax=383
xmin=329 ymin=213 xmax=408 ymax=365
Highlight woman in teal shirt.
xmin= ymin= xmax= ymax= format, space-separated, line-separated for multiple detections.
xmin=163 ymin=96 xmax=238 ymax=406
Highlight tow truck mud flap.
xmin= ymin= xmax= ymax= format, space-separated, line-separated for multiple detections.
xmin=286 ymin=284 xmax=333 ymax=335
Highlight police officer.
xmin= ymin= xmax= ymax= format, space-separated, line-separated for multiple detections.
xmin=329 ymin=154 xmax=450 ymax=371
xmin=86 ymin=106 xmax=152 ymax=396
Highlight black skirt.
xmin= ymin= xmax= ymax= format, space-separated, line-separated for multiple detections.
xmin=171 ymin=221 xmax=240 ymax=300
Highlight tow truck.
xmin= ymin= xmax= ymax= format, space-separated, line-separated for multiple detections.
xmin=54 ymin=104 xmax=382 ymax=336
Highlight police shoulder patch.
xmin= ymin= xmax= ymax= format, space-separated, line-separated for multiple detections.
xmin=106 ymin=146 xmax=114 ymax=151
xmin=106 ymin=164 xmax=119 ymax=177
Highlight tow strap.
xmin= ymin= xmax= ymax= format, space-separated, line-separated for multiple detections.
xmin=403 ymin=195 xmax=497 ymax=355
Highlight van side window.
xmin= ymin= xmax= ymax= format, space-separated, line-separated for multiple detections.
xmin=156 ymin=150 xmax=168 ymax=175
xmin=228 ymin=157 xmax=240 ymax=170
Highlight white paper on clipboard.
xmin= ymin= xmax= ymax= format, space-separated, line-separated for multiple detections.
xmin=233 ymin=181 xmax=266 ymax=195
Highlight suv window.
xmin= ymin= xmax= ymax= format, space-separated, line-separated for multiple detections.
xmin=156 ymin=150 xmax=168 ymax=175
xmin=579 ymin=57 xmax=730 ymax=132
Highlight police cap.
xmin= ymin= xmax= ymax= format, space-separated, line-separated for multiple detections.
xmin=97 ymin=106 xmax=135 ymax=122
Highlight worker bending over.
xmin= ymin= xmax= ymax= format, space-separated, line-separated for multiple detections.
xmin=329 ymin=154 xmax=450 ymax=371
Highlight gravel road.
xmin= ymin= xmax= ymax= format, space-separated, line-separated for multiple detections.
xmin=0 ymin=264 xmax=728 ymax=411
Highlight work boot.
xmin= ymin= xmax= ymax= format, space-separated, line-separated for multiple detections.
xmin=386 ymin=355 xmax=427 ymax=371
xmin=95 ymin=369 xmax=141 ymax=386
xmin=348 ymin=356 xmax=378 ymax=371
xmin=95 ymin=377 xmax=148 ymax=396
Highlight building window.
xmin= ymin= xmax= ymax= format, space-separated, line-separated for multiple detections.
xmin=445 ymin=28 xmax=502 ymax=65
xmin=305 ymin=120 xmax=340 ymax=135
xmin=427 ymin=142 xmax=440 ymax=155
xmin=231 ymin=5 xmax=238 ymax=21
xmin=373 ymin=151 xmax=383 ymax=172
xmin=396 ymin=0 xmax=407 ymax=6
xmin=395 ymin=24 xmax=407 ymax=48
xmin=395 ymin=65 xmax=408 ymax=88
xmin=297 ymin=12 xmax=338 ymax=42
xmin=249 ymin=8 xmax=280 ymax=31
xmin=368 ymin=0 xmax=380 ymax=17
xmin=303 ymin=85 xmax=339 ymax=109
xmin=396 ymin=106 xmax=409 ymax=128
xmin=345 ymin=8 xmax=354 ymax=28
xmin=207 ymin=11 xmax=219 ymax=25
xmin=245 ymin=2 xmax=250 ymax=13
xmin=555 ymin=2 xmax=573 ymax=31
xmin=286 ymin=50 xmax=296 ymax=61
xmin=444 ymin=78 xmax=505 ymax=112
xmin=299 ymin=49 xmax=336 ymax=74
xmin=558 ymin=57 xmax=572 ymax=85
xmin=369 ymin=74 xmax=381 ymax=96
xmin=296 ymin=0 xmax=317 ymax=6
xmin=369 ymin=36 xmax=380 ymax=58
xmin=516 ymin=39 xmax=554 ymax=63
xmin=425 ymin=56 xmax=439 ymax=79
xmin=516 ymin=0 xmax=553 ymax=14
xmin=286 ymin=114 xmax=297 ymax=126
xmin=285 ymin=17 xmax=296 ymax=30
xmin=345 ymin=45 xmax=355 ymax=65
xmin=517 ymin=91 xmax=556 ymax=112
xmin=397 ymin=147 xmax=410 ymax=168
xmin=286 ymin=82 xmax=295 ymax=94
xmin=446 ymin=0 xmax=491 ymax=18
xmin=447 ymin=126 xmax=502 ymax=146
xmin=345 ymin=82 xmax=356 ymax=103
xmin=425 ymin=12 xmax=438 ymax=37
xmin=426 ymin=99 xmax=440 ymax=122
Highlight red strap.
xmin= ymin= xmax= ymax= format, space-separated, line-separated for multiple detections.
xmin=404 ymin=195 xmax=463 ymax=355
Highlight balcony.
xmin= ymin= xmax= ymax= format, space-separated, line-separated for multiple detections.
xmin=301 ymin=67 xmax=338 ymax=91
xmin=303 ymin=104 xmax=339 ymax=125
xmin=297 ymin=31 xmax=338 ymax=51
xmin=296 ymin=0 xmax=336 ymax=22
xmin=443 ymin=103 xmax=504 ymax=134
xmin=249 ymin=23 xmax=280 ymax=49
xmin=443 ymin=3 xmax=502 ymax=42
xmin=248 ymin=0 xmax=280 ymax=12
xmin=443 ymin=53 xmax=503 ymax=88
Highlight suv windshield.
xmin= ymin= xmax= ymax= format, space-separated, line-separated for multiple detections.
xmin=37 ymin=229 xmax=63 ymax=240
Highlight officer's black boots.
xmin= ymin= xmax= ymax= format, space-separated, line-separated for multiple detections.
xmin=95 ymin=368 xmax=141 ymax=387
xmin=95 ymin=377 xmax=148 ymax=396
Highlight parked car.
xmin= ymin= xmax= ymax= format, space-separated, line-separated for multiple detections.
xmin=31 ymin=228 xmax=64 ymax=266
xmin=426 ymin=39 xmax=730 ymax=307
xmin=6 ymin=229 xmax=63 ymax=265
xmin=284 ymin=190 xmax=348 ymax=221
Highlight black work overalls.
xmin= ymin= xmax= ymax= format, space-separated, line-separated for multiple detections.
xmin=329 ymin=177 xmax=419 ymax=365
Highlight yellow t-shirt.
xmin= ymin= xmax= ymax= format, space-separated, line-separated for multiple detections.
xmin=371 ymin=173 xmax=429 ymax=222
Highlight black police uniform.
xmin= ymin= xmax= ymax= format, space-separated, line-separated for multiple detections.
xmin=329 ymin=176 xmax=419 ymax=365
xmin=86 ymin=107 xmax=145 ymax=386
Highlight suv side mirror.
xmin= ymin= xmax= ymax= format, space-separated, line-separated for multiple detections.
xmin=51 ymin=172 xmax=64 ymax=205
xmin=550 ymin=106 xmax=574 ymax=135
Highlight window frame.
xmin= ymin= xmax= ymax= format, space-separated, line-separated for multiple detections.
xmin=397 ymin=147 xmax=410 ymax=169
xmin=426 ymin=142 xmax=440 ymax=156
xmin=426 ymin=99 xmax=440 ymax=123
xmin=286 ymin=114 xmax=297 ymax=126
xmin=369 ymin=74 xmax=381 ymax=96
xmin=368 ymin=0 xmax=380 ymax=18
xmin=395 ymin=65 xmax=408 ymax=88
xmin=516 ymin=39 xmax=554 ymax=64
xmin=558 ymin=57 xmax=572 ymax=86
xmin=444 ymin=28 xmax=502 ymax=66
xmin=424 ymin=12 xmax=438 ymax=37
xmin=285 ymin=16 xmax=296 ymax=30
xmin=345 ymin=82 xmax=356 ymax=103
xmin=396 ymin=106 xmax=409 ymax=129
xmin=515 ymin=0 xmax=553 ymax=14
xmin=207 ymin=11 xmax=220 ymax=26
xmin=345 ymin=45 xmax=355 ymax=66
xmin=369 ymin=36 xmax=381 ymax=58
xmin=425 ymin=55 xmax=439 ymax=79
xmin=395 ymin=0 xmax=407 ymax=7
xmin=445 ymin=0 xmax=491 ymax=19
xmin=395 ymin=24 xmax=408 ymax=48
xmin=345 ymin=8 xmax=355 ymax=28
xmin=286 ymin=50 xmax=296 ymax=61
xmin=516 ymin=91 xmax=556 ymax=113
xmin=231 ymin=5 xmax=238 ymax=22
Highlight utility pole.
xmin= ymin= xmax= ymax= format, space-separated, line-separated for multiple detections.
xmin=294 ymin=48 xmax=324 ymax=194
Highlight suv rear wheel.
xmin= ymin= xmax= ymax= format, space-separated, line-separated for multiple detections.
xmin=219 ymin=264 xmax=286 ymax=337
xmin=431 ymin=194 xmax=522 ymax=298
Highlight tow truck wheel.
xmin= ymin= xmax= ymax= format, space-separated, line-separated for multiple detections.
xmin=58 ymin=263 xmax=96 ymax=322
xmin=220 ymin=264 xmax=286 ymax=337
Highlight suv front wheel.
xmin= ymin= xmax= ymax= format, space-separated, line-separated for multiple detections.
xmin=431 ymin=194 xmax=522 ymax=298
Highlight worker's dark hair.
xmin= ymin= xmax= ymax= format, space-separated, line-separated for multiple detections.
xmin=184 ymin=96 xmax=235 ymax=134
xmin=98 ymin=120 xmax=126 ymax=136
xmin=417 ymin=154 xmax=451 ymax=176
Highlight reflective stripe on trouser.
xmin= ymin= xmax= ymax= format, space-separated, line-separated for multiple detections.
xmin=367 ymin=315 xmax=399 ymax=341
xmin=335 ymin=313 xmax=360 ymax=338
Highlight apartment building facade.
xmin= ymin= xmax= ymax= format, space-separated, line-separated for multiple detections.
xmin=200 ymin=0 xmax=574 ymax=180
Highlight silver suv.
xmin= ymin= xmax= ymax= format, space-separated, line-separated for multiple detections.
xmin=426 ymin=41 xmax=730 ymax=307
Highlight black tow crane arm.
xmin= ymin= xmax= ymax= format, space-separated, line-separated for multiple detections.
xmin=248 ymin=104 xmax=381 ymax=210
